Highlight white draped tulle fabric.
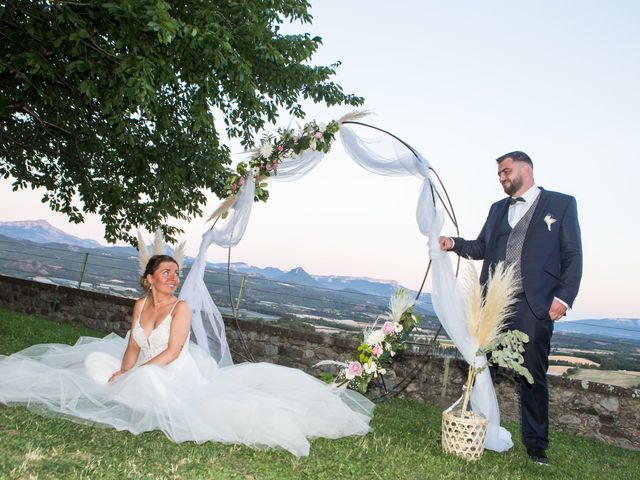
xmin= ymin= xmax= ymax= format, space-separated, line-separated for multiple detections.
xmin=179 ymin=119 xmax=511 ymax=451
xmin=181 ymin=149 xmax=329 ymax=366
xmin=0 ymin=311 xmax=373 ymax=456
xmin=340 ymin=123 xmax=512 ymax=452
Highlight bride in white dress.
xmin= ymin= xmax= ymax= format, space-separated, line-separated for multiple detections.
xmin=0 ymin=255 xmax=373 ymax=456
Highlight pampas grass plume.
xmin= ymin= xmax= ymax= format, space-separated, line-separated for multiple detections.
xmin=478 ymin=262 xmax=519 ymax=347
xmin=173 ymin=241 xmax=186 ymax=271
xmin=338 ymin=109 xmax=373 ymax=124
xmin=389 ymin=288 xmax=415 ymax=323
xmin=152 ymin=228 xmax=166 ymax=256
xmin=464 ymin=261 xmax=519 ymax=348
xmin=137 ymin=229 xmax=150 ymax=274
xmin=463 ymin=262 xmax=484 ymax=346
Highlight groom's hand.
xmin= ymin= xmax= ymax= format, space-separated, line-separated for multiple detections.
xmin=439 ymin=236 xmax=453 ymax=251
xmin=548 ymin=299 xmax=567 ymax=321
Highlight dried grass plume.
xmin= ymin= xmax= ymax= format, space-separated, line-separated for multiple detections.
xmin=151 ymin=228 xmax=166 ymax=256
xmin=463 ymin=261 xmax=519 ymax=348
xmin=137 ymin=228 xmax=186 ymax=273
xmin=137 ymin=229 xmax=151 ymax=274
xmin=338 ymin=109 xmax=373 ymax=124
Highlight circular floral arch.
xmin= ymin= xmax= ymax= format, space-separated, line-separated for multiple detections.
xmin=178 ymin=111 xmax=512 ymax=452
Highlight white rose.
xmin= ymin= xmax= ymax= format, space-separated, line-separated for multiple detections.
xmin=318 ymin=122 xmax=327 ymax=133
xmin=394 ymin=323 xmax=404 ymax=333
xmin=309 ymin=138 xmax=317 ymax=150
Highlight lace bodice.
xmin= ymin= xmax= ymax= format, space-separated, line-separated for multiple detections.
xmin=132 ymin=298 xmax=187 ymax=361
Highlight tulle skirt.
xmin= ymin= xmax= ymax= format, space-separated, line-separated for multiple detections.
xmin=0 ymin=333 xmax=373 ymax=456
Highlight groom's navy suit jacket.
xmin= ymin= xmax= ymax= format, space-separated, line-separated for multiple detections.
xmin=451 ymin=188 xmax=582 ymax=320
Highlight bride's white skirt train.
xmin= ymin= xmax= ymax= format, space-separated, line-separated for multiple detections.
xmin=0 ymin=333 xmax=373 ymax=456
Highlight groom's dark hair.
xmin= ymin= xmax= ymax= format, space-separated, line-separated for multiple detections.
xmin=496 ymin=150 xmax=533 ymax=167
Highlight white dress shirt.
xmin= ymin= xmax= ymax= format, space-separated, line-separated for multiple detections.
xmin=508 ymin=185 xmax=540 ymax=227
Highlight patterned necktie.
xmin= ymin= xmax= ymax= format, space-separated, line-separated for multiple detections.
xmin=509 ymin=196 xmax=525 ymax=205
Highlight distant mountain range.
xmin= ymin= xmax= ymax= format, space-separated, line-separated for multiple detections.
xmin=0 ymin=219 xmax=432 ymax=311
xmin=555 ymin=318 xmax=640 ymax=342
xmin=1 ymin=220 xmax=638 ymax=343
xmin=218 ymin=262 xmax=405 ymax=298
xmin=0 ymin=220 xmax=103 ymax=248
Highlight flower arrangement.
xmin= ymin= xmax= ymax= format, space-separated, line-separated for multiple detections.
xmin=456 ymin=261 xmax=532 ymax=414
xmin=316 ymin=288 xmax=421 ymax=394
xmin=441 ymin=261 xmax=533 ymax=461
xmin=222 ymin=119 xmax=341 ymax=202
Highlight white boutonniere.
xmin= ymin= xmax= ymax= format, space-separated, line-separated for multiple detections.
xmin=544 ymin=214 xmax=556 ymax=231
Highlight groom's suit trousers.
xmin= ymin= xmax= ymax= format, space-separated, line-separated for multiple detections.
xmin=508 ymin=294 xmax=554 ymax=450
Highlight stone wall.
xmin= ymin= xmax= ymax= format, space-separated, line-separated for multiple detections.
xmin=0 ymin=274 xmax=638 ymax=451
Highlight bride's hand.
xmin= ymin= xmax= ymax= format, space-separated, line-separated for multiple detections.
xmin=108 ymin=370 xmax=126 ymax=383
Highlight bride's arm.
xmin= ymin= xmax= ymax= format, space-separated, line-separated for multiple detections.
xmin=143 ymin=301 xmax=191 ymax=367
xmin=108 ymin=299 xmax=143 ymax=382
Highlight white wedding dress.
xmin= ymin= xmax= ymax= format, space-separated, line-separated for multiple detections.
xmin=0 ymin=300 xmax=373 ymax=456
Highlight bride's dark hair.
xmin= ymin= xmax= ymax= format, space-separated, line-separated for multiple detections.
xmin=140 ymin=255 xmax=179 ymax=293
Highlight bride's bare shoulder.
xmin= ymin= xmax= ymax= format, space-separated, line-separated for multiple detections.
xmin=174 ymin=299 xmax=191 ymax=315
xmin=134 ymin=296 xmax=147 ymax=307
xmin=132 ymin=297 xmax=147 ymax=316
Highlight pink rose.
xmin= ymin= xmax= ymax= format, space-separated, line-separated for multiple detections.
xmin=347 ymin=361 xmax=363 ymax=377
xmin=277 ymin=145 xmax=284 ymax=152
xmin=314 ymin=131 xmax=323 ymax=139
xmin=238 ymin=177 xmax=245 ymax=186
xmin=231 ymin=184 xmax=237 ymax=191
xmin=266 ymin=163 xmax=273 ymax=171
xmin=383 ymin=321 xmax=395 ymax=335
xmin=372 ymin=345 xmax=383 ymax=357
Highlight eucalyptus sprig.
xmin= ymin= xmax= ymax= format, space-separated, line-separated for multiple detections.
xmin=478 ymin=330 xmax=533 ymax=384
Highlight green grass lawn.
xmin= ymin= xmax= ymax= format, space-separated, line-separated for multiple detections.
xmin=1 ymin=308 xmax=638 ymax=479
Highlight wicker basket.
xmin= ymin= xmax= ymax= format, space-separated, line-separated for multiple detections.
xmin=441 ymin=409 xmax=488 ymax=461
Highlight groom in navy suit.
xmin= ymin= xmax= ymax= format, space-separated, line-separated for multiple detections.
xmin=439 ymin=151 xmax=582 ymax=465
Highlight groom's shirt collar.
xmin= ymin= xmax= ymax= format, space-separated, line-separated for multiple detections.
xmin=516 ymin=184 xmax=540 ymax=204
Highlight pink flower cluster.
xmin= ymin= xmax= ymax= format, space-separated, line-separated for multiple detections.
xmin=383 ymin=321 xmax=395 ymax=335
xmin=347 ymin=361 xmax=363 ymax=378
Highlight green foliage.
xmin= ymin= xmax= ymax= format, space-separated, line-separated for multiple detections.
xmin=319 ymin=372 xmax=336 ymax=384
xmin=478 ymin=329 xmax=533 ymax=384
xmin=0 ymin=1 xmax=363 ymax=243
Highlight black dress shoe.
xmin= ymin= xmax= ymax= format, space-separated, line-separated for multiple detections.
xmin=527 ymin=448 xmax=549 ymax=465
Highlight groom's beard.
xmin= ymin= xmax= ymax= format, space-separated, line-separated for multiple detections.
xmin=502 ymin=175 xmax=523 ymax=196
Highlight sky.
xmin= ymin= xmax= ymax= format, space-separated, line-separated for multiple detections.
xmin=1 ymin=1 xmax=639 ymax=320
